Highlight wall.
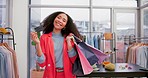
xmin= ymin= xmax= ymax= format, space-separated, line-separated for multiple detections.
xmin=12 ymin=0 xmax=28 ymax=78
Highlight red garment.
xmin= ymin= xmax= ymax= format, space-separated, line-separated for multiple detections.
xmin=38 ymin=32 xmax=77 ymax=78
xmin=55 ymin=68 xmax=65 ymax=78
xmin=56 ymin=72 xmax=65 ymax=78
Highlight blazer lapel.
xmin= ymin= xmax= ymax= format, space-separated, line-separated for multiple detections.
xmin=48 ymin=33 xmax=56 ymax=65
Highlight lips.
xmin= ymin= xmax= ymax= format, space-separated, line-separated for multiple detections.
xmin=57 ymin=23 xmax=62 ymax=27
xmin=56 ymin=21 xmax=62 ymax=27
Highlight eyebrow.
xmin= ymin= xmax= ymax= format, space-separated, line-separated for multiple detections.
xmin=58 ymin=15 xmax=67 ymax=21
xmin=63 ymin=18 xmax=67 ymax=21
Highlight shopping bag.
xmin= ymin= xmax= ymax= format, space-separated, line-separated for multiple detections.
xmin=73 ymin=36 xmax=99 ymax=65
xmin=73 ymin=43 xmax=93 ymax=75
xmin=73 ymin=36 xmax=109 ymax=64
xmin=72 ymin=55 xmax=84 ymax=76
xmin=85 ymin=43 xmax=109 ymax=64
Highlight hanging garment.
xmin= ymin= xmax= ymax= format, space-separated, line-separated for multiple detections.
xmin=0 ymin=53 xmax=5 ymax=78
xmin=2 ymin=46 xmax=16 ymax=78
xmin=93 ymin=35 xmax=99 ymax=49
xmin=97 ymin=35 xmax=101 ymax=50
xmin=0 ymin=45 xmax=16 ymax=78
xmin=126 ymin=43 xmax=148 ymax=68
xmin=3 ymin=43 xmax=19 ymax=78
xmin=0 ymin=46 xmax=13 ymax=78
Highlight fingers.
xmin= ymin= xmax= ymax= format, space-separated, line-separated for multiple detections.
xmin=66 ymin=33 xmax=76 ymax=43
xmin=30 ymin=32 xmax=40 ymax=44
xmin=31 ymin=32 xmax=37 ymax=36
xmin=68 ymin=33 xmax=74 ymax=40
xmin=70 ymin=36 xmax=75 ymax=42
xmin=30 ymin=32 xmax=37 ymax=36
xmin=68 ymin=33 xmax=74 ymax=36
xmin=30 ymin=32 xmax=38 ymax=40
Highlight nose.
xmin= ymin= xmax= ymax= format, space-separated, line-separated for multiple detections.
xmin=56 ymin=19 xmax=63 ymax=25
xmin=58 ymin=19 xmax=63 ymax=23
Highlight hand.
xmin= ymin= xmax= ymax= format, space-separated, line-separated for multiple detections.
xmin=66 ymin=33 xmax=74 ymax=42
xmin=30 ymin=32 xmax=40 ymax=44
xmin=66 ymin=33 xmax=75 ymax=52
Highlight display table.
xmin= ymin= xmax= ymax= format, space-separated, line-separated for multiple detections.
xmin=77 ymin=63 xmax=148 ymax=77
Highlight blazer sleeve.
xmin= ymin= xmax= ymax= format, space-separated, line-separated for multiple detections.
xmin=69 ymin=40 xmax=77 ymax=64
xmin=37 ymin=35 xmax=47 ymax=67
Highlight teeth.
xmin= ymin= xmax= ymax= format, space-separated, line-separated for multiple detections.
xmin=57 ymin=23 xmax=62 ymax=26
xmin=56 ymin=21 xmax=62 ymax=26
xmin=57 ymin=23 xmax=60 ymax=26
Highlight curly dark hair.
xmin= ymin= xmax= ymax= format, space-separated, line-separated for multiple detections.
xmin=41 ymin=11 xmax=82 ymax=39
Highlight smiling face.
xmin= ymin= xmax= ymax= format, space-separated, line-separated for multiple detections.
xmin=53 ymin=13 xmax=68 ymax=32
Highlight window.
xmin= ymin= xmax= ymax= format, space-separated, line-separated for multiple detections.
xmin=115 ymin=12 xmax=136 ymax=63
xmin=31 ymin=0 xmax=89 ymax=6
xmin=0 ymin=0 xmax=6 ymax=27
xmin=141 ymin=0 xmax=148 ymax=6
xmin=93 ymin=0 xmax=137 ymax=7
xmin=143 ymin=7 xmax=148 ymax=37
xmin=92 ymin=9 xmax=110 ymax=33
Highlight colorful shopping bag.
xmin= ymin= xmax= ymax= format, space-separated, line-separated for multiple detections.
xmin=84 ymin=43 xmax=109 ymax=64
xmin=73 ymin=43 xmax=93 ymax=75
xmin=74 ymin=36 xmax=99 ymax=65
xmin=74 ymin=36 xmax=109 ymax=64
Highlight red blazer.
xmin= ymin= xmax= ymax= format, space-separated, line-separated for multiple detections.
xmin=37 ymin=32 xmax=77 ymax=78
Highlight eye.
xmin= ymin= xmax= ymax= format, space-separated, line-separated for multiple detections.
xmin=63 ymin=18 xmax=67 ymax=22
xmin=63 ymin=19 xmax=66 ymax=22
xmin=57 ymin=16 xmax=61 ymax=19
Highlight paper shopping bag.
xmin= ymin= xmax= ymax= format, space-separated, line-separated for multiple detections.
xmin=73 ymin=44 xmax=93 ymax=75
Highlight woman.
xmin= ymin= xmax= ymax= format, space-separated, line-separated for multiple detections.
xmin=31 ymin=11 xmax=82 ymax=78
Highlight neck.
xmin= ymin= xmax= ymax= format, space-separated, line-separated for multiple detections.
xmin=53 ymin=28 xmax=61 ymax=34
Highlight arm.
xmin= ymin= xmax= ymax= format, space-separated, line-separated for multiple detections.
xmin=31 ymin=32 xmax=43 ymax=57
xmin=66 ymin=34 xmax=77 ymax=63
xmin=31 ymin=32 xmax=46 ymax=66
xmin=68 ymin=48 xmax=77 ymax=64
xmin=35 ymin=42 xmax=43 ymax=57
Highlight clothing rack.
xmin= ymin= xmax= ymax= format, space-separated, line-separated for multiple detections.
xmin=130 ymin=37 xmax=148 ymax=43
xmin=126 ymin=41 xmax=148 ymax=68
xmin=0 ymin=27 xmax=16 ymax=50
xmin=123 ymin=34 xmax=136 ymax=45
xmin=132 ymin=37 xmax=148 ymax=39
xmin=80 ymin=32 xmax=104 ymax=38
xmin=0 ymin=43 xmax=19 ymax=78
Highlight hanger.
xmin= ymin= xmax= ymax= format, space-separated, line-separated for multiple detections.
xmin=0 ymin=43 xmax=4 ymax=46
xmin=0 ymin=42 xmax=9 ymax=47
